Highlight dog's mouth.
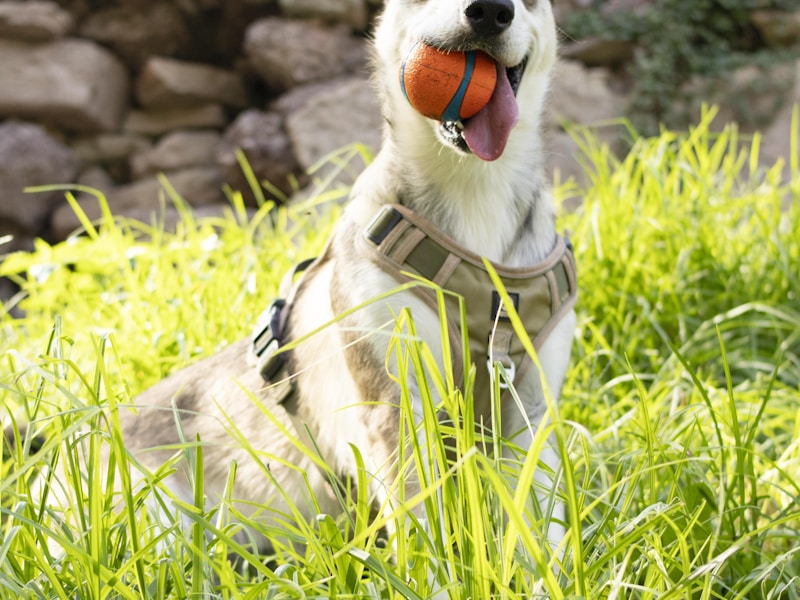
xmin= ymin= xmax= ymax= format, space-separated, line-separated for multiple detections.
xmin=440 ymin=57 xmax=528 ymax=161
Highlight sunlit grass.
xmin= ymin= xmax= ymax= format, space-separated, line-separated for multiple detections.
xmin=1 ymin=114 xmax=799 ymax=598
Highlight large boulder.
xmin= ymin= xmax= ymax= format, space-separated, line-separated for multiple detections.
xmin=760 ymin=58 xmax=800 ymax=184
xmin=79 ymin=3 xmax=191 ymax=68
xmin=244 ymin=18 xmax=367 ymax=93
xmin=0 ymin=38 xmax=130 ymax=132
xmin=51 ymin=167 xmax=226 ymax=240
xmin=217 ymin=109 xmax=303 ymax=201
xmin=123 ymin=104 xmax=228 ymax=136
xmin=285 ymin=76 xmax=383 ymax=176
xmin=681 ymin=61 xmax=797 ymax=132
xmin=549 ymin=59 xmax=625 ymax=127
xmin=136 ymin=56 xmax=251 ymax=110
xmin=73 ymin=134 xmax=153 ymax=169
xmin=0 ymin=1 xmax=74 ymax=41
xmin=131 ymin=130 xmax=222 ymax=178
xmin=560 ymin=38 xmax=635 ymax=67
xmin=278 ymin=0 xmax=368 ymax=30
xmin=545 ymin=59 xmax=629 ymax=189
xmin=0 ymin=122 xmax=80 ymax=235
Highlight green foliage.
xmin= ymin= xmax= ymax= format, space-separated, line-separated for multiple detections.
xmin=562 ymin=0 xmax=800 ymax=133
xmin=558 ymin=109 xmax=800 ymax=597
xmin=1 ymin=122 xmax=799 ymax=597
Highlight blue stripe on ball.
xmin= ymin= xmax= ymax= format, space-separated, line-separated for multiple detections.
xmin=441 ymin=50 xmax=476 ymax=123
xmin=400 ymin=42 xmax=415 ymax=102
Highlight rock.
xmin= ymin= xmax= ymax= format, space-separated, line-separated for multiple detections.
xmin=752 ymin=10 xmax=800 ymax=48
xmin=73 ymin=134 xmax=153 ymax=167
xmin=123 ymin=103 xmax=228 ymax=136
xmin=269 ymin=79 xmax=338 ymax=115
xmin=549 ymin=59 xmax=626 ymax=127
xmin=546 ymin=130 xmax=587 ymax=192
xmin=545 ymin=60 xmax=629 ymax=191
xmin=79 ymin=3 xmax=190 ymax=68
xmin=0 ymin=1 xmax=74 ymax=41
xmin=0 ymin=122 xmax=80 ymax=235
xmin=545 ymin=126 xmax=625 ymax=195
xmin=131 ymin=203 xmax=249 ymax=236
xmin=760 ymin=59 xmax=800 ymax=184
xmin=682 ymin=61 xmax=797 ymax=132
xmin=72 ymin=133 xmax=153 ymax=183
xmin=278 ymin=0 xmax=368 ymax=30
xmin=244 ymin=18 xmax=367 ymax=92
xmin=217 ymin=109 xmax=303 ymax=201
xmin=560 ymin=38 xmax=636 ymax=67
xmin=51 ymin=167 xmax=226 ymax=239
xmin=0 ymin=38 xmax=129 ymax=133
xmin=176 ymin=0 xmax=224 ymax=12
xmin=116 ymin=167 xmax=225 ymax=209
xmin=136 ymin=56 xmax=250 ymax=110
xmin=286 ymin=76 xmax=382 ymax=177
xmin=76 ymin=166 xmax=115 ymax=193
xmin=55 ymin=0 xmax=90 ymax=20
xmin=131 ymin=130 xmax=222 ymax=178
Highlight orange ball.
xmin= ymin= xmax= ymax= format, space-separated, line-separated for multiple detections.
xmin=400 ymin=42 xmax=497 ymax=122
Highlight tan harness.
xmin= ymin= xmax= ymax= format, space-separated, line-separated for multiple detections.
xmin=360 ymin=204 xmax=577 ymax=400
xmin=251 ymin=204 xmax=578 ymax=404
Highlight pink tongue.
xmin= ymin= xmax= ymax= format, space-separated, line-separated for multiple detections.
xmin=462 ymin=63 xmax=519 ymax=161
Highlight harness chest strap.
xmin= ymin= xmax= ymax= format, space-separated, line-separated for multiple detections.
xmin=359 ymin=204 xmax=578 ymax=397
xmin=250 ymin=203 xmax=578 ymax=404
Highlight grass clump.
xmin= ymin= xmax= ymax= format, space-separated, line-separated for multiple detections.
xmin=559 ymin=108 xmax=800 ymax=598
xmin=1 ymin=117 xmax=799 ymax=598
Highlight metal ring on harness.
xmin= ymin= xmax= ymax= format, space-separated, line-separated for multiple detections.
xmin=487 ymin=358 xmax=516 ymax=390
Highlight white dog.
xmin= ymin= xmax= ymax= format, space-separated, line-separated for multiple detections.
xmin=114 ymin=0 xmax=575 ymax=579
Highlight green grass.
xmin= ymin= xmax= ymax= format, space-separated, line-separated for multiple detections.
xmin=1 ymin=113 xmax=799 ymax=598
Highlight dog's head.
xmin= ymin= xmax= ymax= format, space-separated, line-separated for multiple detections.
xmin=373 ymin=0 xmax=557 ymax=162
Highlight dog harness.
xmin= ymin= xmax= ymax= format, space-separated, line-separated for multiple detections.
xmin=251 ymin=204 xmax=577 ymax=404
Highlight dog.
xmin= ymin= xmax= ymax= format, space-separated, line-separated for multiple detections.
xmin=89 ymin=0 xmax=574 ymax=578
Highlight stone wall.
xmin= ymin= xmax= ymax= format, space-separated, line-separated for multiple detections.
xmin=0 ymin=0 xmax=798 ymax=264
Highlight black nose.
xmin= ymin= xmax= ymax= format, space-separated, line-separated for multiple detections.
xmin=464 ymin=0 xmax=515 ymax=37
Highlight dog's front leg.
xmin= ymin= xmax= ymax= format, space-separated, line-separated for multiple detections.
xmin=500 ymin=401 xmax=566 ymax=554
xmin=500 ymin=312 xmax=576 ymax=571
xmin=372 ymin=377 xmax=452 ymax=600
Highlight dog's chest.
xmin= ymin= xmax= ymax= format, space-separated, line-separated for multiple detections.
xmin=356 ymin=204 xmax=578 ymax=407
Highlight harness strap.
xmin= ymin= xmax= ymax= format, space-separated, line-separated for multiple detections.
xmin=365 ymin=205 xmax=576 ymax=319
xmin=249 ymin=257 xmax=316 ymax=400
xmin=252 ymin=203 xmax=578 ymax=410
xmin=361 ymin=203 xmax=578 ymax=397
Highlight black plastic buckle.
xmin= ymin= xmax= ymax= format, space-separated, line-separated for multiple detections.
xmin=491 ymin=290 xmax=520 ymax=323
xmin=252 ymin=299 xmax=287 ymax=381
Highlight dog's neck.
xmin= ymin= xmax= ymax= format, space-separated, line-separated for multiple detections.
xmin=349 ymin=94 xmax=557 ymax=267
